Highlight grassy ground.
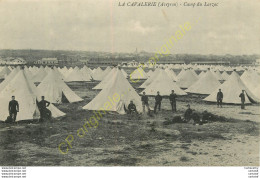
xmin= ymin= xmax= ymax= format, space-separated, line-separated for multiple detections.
xmin=0 ymin=81 xmax=259 ymax=166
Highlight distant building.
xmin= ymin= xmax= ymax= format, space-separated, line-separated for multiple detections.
xmin=0 ymin=57 xmax=26 ymax=65
xmin=191 ymin=61 xmax=230 ymax=65
xmin=255 ymin=59 xmax=260 ymax=65
xmin=128 ymin=60 xmax=139 ymax=66
xmin=34 ymin=58 xmax=58 ymax=65
xmin=11 ymin=58 xmax=27 ymax=65
xmin=0 ymin=58 xmax=6 ymax=65
xmin=80 ymin=59 xmax=89 ymax=65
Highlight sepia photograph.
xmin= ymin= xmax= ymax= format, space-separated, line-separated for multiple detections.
xmin=0 ymin=0 xmax=259 ymax=174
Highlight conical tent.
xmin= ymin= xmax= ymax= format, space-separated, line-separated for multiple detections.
xmin=80 ymin=66 xmax=93 ymax=79
xmin=176 ymin=69 xmax=199 ymax=89
xmin=53 ymin=67 xmax=65 ymax=80
xmin=65 ymin=67 xmax=90 ymax=82
xmin=92 ymin=67 xmax=104 ymax=81
xmin=79 ymin=67 xmax=92 ymax=81
xmin=0 ymin=66 xmax=11 ymax=79
xmin=147 ymin=70 xmax=154 ymax=77
xmin=198 ymin=71 xmax=206 ymax=78
xmin=93 ymin=68 xmax=128 ymax=90
xmin=204 ymin=71 xmax=258 ymax=104
xmin=240 ymin=70 xmax=260 ymax=93
xmin=130 ymin=67 xmax=148 ymax=80
xmin=0 ymin=70 xmax=65 ymax=121
xmin=138 ymin=68 xmax=160 ymax=89
xmin=221 ymin=71 xmax=230 ymax=80
xmin=213 ymin=70 xmax=224 ymax=81
xmin=176 ymin=69 xmax=186 ymax=80
xmin=0 ymin=68 xmax=20 ymax=92
xmin=121 ymin=69 xmax=128 ymax=78
xmin=185 ymin=70 xmax=221 ymax=94
xmin=191 ymin=69 xmax=198 ymax=77
xmin=32 ymin=67 xmax=47 ymax=82
xmin=141 ymin=69 xmax=187 ymax=96
xmin=252 ymin=84 xmax=260 ymax=101
xmin=37 ymin=70 xmax=83 ymax=103
xmin=93 ymin=68 xmax=117 ymax=90
xmin=165 ymin=68 xmax=177 ymax=81
xmin=83 ymin=68 xmax=142 ymax=114
xmin=103 ymin=66 xmax=112 ymax=76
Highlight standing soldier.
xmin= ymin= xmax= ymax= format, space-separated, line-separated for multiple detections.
xmin=169 ymin=90 xmax=177 ymax=112
xmin=217 ymin=89 xmax=223 ymax=108
xmin=37 ymin=96 xmax=52 ymax=122
xmin=141 ymin=92 xmax=150 ymax=113
xmin=154 ymin=91 xmax=162 ymax=113
xmin=239 ymin=90 xmax=245 ymax=109
xmin=8 ymin=96 xmax=19 ymax=122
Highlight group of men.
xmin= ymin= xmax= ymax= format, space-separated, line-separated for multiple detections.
xmin=7 ymin=96 xmax=52 ymax=123
xmin=7 ymin=88 xmax=248 ymax=122
xmin=127 ymin=88 xmax=247 ymax=115
xmin=217 ymin=89 xmax=247 ymax=109
xmin=127 ymin=90 xmax=177 ymax=114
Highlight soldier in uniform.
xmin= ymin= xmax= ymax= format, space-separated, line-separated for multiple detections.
xmin=37 ymin=96 xmax=52 ymax=122
xmin=141 ymin=92 xmax=150 ymax=113
xmin=8 ymin=96 xmax=19 ymax=122
xmin=217 ymin=89 xmax=223 ymax=108
xmin=169 ymin=90 xmax=177 ymax=112
xmin=128 ymin=100 xmax=137 ymax=114
xmin=154 ymin=91 xmax=162 ymax=113
xmin=239 ymin=90 xmax=245 ymax=109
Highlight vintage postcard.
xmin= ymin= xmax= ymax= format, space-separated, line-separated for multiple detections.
xmin=0 ymin=0 xmax=259 ymax=170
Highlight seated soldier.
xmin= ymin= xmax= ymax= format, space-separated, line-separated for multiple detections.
xmin=184 ymin=104 xmax=193 ymax=122
xmin=128 ymin=100 xmax=137 ymax=114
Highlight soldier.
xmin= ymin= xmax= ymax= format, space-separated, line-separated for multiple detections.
xmin=128 ymin=100 xmax=137 ymax=114
xmin=239 ymin=90 xmax=245 ymax=109
xmin=154 ymin=91 xmax=162 ymax=113
xmin=217 ymin=89 xmax=223 ymax=108
xmin=184 ymin=104 xmax=193 ymax=122
xmin=8 ymin=96 xmax=19 ymax=122
xmin=37 ymin=96 xmax=52 ymax=122
xmin=141 ymin=92 xmax=150 ymax=113
xmin=169 ymin=90 xmax=177 ymax=112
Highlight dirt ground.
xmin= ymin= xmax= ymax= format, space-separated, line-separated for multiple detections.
xmin=0 ymin=80 xmax=259 ymax=166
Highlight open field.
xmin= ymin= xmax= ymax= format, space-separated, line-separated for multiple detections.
xmin=0 ymin=81 xmax=259 ymax=166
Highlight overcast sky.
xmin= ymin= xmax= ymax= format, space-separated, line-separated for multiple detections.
xmin=0 ymin=0 xmax=259 ymax=55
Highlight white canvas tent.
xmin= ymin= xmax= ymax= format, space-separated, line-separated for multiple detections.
xmin=146 ymin=70 xmax=154 ymax=77
xmin=204 ymin=71 xmax=258 ymax=104
xmin=65 ymin=67 xmax=90 ymax=82
xmin=176 ymin=69 xmax=199 ymax=89
xmin=92 ymin=67 xmax=104 ymax=81
xmin=130 ymin=67 xmax=148 ymax=80
xmin=213 ymin=70 xmax=224 ymax=81
xmin=83 ymin=68 xmax=142 ymax=114
xmin=93 ymin=68 xmax=117 ymax=90
xmin=0 ymin=70 xmax=65 ymax=121
xmin=121 ymin=69 xmax=128 ymax=78
xmin=32 ymin=67 xmax=47 ymax=82
xmin=37 ymin=70 xmax=83 ymax=103
xmin=240 ymin=70 xmax=260 ymax=93
xmin=221 ymin=71 xmax=230 ymax=80
xmin=165 ymin=68 xmax=177 ymax=81
xmin=138 ymin=68 xmax=160 ymax=89
xmin=198 ymin=71 xmax=206 ymax=78
xmin=141 ymin=69 xmax=187 ymax=96
xmin=0 ymin=66 xmax=11 ymax=79
xmin=0 ymin=68 xmax=20 ymax=92
xmin=185 ymin=70 xmax=221 ymax=95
